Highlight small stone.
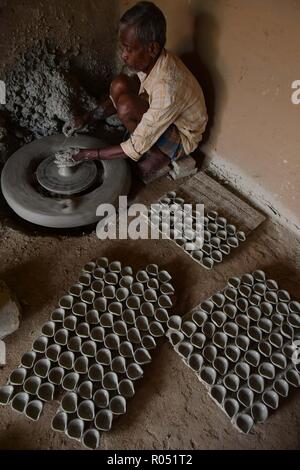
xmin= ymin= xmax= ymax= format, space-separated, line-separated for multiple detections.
xmin=168 ymin=156 xmax=198 ymax=180
xmin=0 ymin=280 xmax=21 ymax=340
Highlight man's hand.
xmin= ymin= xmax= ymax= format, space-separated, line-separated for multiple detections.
xmin=62 ymin=104 xmax=108 ymax=137
xmin=55 ymin=148 xmax=82 ymax=167
xmin=62 ymin=116 xmax=86 ymax=137
xmin=71 ymin=149 xmax=101 ymax=162
xmin=58 ymin=144 xmax=128 ymax=163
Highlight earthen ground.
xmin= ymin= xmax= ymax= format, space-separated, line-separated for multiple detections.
xmin=0 ymin=176 xmax=299 ymax=450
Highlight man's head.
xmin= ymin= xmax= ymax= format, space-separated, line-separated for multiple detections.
xmin=119 ymin=1 xmax=167 ymax=73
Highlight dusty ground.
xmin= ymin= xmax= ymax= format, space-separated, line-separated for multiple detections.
xmin=0 ymin=175 xmax=299 ymax=450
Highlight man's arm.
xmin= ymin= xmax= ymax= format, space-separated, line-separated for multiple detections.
xmin=62 ymin=97 xmax=116 ymax=137
xmin=73 ymin=145 xmax=128 ymax=161
xmin=63 ymin=73 xmax=141 ymax=136
xmin=119 ymin=81 xmax=182 ymax=161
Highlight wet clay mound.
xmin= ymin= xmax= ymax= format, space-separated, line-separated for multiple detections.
xmin=2 ymin=41 xmax=97 ymax=140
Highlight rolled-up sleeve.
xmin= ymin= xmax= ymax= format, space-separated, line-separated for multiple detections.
xmin=120 ymin=80 xmax=183 ymax=161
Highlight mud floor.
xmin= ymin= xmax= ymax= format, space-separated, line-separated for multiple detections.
xmin=0 ymin=176 xmax=299 ymax=450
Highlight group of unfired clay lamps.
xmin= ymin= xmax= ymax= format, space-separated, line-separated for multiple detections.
xmin=151 ymin=191 xmax=247 ymax=270
xmin=0 ymin=259 xmax=174 ymax=449
xmin=167 ymin=270 xmax=300 ymax=434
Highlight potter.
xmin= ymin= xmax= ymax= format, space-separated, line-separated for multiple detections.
xmin=63 ymin=2 xmax=207 ymax=183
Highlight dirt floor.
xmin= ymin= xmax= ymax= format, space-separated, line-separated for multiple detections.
xmin=0 ymin=174 xmax=299 ymax=450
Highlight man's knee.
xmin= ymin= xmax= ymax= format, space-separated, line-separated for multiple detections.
xmin=116 ymin=93 xmax=136 ymax=121
xmin=110 ymin=74 xmax=138 ymax=106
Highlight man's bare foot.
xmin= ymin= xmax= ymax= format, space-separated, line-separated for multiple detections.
xmin=137 ymin=148 xmax=170 ymax=183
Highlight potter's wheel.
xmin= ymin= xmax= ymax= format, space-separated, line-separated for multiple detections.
xmin=1 ymin=135 xmax=132 ymax=228
xmin=36 ymin=156 xmax=98 ymax=195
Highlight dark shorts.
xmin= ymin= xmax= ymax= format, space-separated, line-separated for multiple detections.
xmin=156 ymin=124 xmax=185 ymax=162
